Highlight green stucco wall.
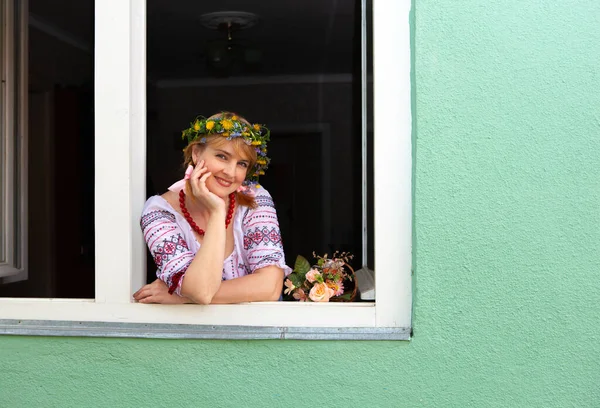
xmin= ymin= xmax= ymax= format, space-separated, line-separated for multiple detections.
xmin=2 ymin=1 xmax=599 ymax=407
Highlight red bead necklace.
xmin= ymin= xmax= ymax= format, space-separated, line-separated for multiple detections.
xmin=179 ymin=190 xmax=235 ymax=236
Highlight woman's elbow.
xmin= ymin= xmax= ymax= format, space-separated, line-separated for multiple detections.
xmin=193 ymin=293 xmax=214 ymax=305
xmin=268 ymin=278 xmax=284 ymax=301
xmin=265 ymin=289 xmax=281 ymax=301
xmin=183 ymin=287 xmax=217 ymax=305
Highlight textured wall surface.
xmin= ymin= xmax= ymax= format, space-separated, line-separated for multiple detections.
xmin=2 ymin=1 xmax=600 ymax=407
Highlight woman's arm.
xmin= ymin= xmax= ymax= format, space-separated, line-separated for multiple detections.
xmin=178 ymin=160 xmax=227 ymax=304
xmin=134 ymin=265 xmax=284 ymax=304
xmin=178 ymin=209 xmax=226 ymax=304
xmin=210 ymin=265 xmax=284 ymax=303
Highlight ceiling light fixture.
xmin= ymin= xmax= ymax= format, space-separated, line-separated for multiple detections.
xmin=199 ymin=11 xmax=259 ymax=31
xmin=199 ymin=11 xmax=262 ymax=76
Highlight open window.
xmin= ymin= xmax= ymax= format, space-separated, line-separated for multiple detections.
xmin=0 ymin=0 xmax=27 ymax=284
xmin=145 ymin=0 xmax=375 ymax=298
xmin=0 ymin=0 xmax=412 ymax=340
xmin=0 ymin=0 xmax=95 ymax=297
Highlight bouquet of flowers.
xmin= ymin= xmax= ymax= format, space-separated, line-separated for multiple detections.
xmin=283 ymin=252 xmax=356 ymax=302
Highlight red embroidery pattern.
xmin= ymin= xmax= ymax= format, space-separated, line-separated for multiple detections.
xmin=141 ymin=209 xmax=194 ymax=295
xmin=244 ymin=227 xmax=282 ymax=250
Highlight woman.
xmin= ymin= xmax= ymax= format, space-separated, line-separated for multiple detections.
xmin=133 ymin=112 xmax=291 ymax=304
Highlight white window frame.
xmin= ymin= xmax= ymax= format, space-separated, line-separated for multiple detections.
xmin=0 ymin=0 xmax=412 ymax=340
xmin=0 ymin=0 xmax=27 ymax=283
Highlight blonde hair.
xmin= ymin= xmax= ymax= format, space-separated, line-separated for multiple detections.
xmin=182 ymin=112 xmax=257 ymax=208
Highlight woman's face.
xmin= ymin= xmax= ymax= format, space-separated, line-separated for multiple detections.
xmin=192 ymin=141 xmax=250 ymax=198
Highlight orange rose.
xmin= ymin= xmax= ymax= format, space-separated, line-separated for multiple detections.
xmin=309 ymin=282 xmax=334 ymax=302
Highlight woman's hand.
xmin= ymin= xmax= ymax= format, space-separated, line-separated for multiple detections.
xmin=133 ymin=279 xmax=192 ymax=304
xmin=188 ymin=160 xmax=226 ymax=215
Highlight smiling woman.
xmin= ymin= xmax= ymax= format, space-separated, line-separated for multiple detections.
xmin=134 ymin=112 xmax=292 ymax=304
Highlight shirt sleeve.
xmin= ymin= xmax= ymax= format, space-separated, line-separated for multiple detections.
xmin=140 ymin=207 xmax=194 ymax=296
xmin=241 ymin=188 xmax=292 ymax=276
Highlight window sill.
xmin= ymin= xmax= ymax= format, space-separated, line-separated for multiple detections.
xmin=0 ymin=318 xmax=410 ymax=340
xmin=0 ymin=298 xmax=409 ymax=340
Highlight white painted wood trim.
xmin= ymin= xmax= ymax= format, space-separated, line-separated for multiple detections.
xmin=94 ymin=0 xmax=146 ymax=303
xmin=130 ymin=0 xmax=147 ymax=298
xmin=373 ymin=0 xmax=413 ymax=327
xmin=0 ymin=299 xmax=375 ymax=328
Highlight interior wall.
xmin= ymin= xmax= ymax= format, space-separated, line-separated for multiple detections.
xmin=28 ymin=28 xmax=92 ymax=91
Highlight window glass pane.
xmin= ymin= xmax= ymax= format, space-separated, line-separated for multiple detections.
xmin=146 ymin=0 xmax=374 ymax=300
xmin=0 ymin=0 xmax=27 ymax=283
xmin=0 ymin=1 xmax=6 ymax=265
xmin=0 ymin=0 xmax=95 ymax=298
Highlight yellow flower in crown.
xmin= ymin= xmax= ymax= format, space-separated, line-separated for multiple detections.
xmin=232 ymin=115 xmax=238 ymax=121
xmin=251 ymin=141 xmax=262 ymax=146
xmin=253 ymin=124 xmax=261 ymax=131
xmin=206 ymin=121 xmax=215 ymax=130
xmin=257 ymin=159 xmax=267 ymax=165
xmin=193 ymin=121 xmax=201 ymax=131
xmin=222 ymin=119 xmax=234 ymax=130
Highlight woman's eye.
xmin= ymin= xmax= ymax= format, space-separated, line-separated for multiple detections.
xmin=238 ymin=162 xmax=248 ymax=168
xmin=217 ymin=154 xmax=226 ymax=159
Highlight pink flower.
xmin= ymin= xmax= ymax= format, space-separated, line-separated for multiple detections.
xmin=309 ymin=283 xmax=334 ymax=302
xmin=292 ymin=288 xmax=307 ymax=301
xmin=284 ymin=279 xmax=295 ymax=295
xmin=305 ymin=269 xmax=321 ymax=283
xmin=326 ymin=279 xmax=345 ymax=297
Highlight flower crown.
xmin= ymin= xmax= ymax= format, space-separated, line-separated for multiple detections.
xmin=181 ymin=114 xmax=270 ymax=186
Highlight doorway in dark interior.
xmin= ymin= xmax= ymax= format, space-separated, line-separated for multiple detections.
xmin=260 ymin=130 xmax=331 ymax=266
